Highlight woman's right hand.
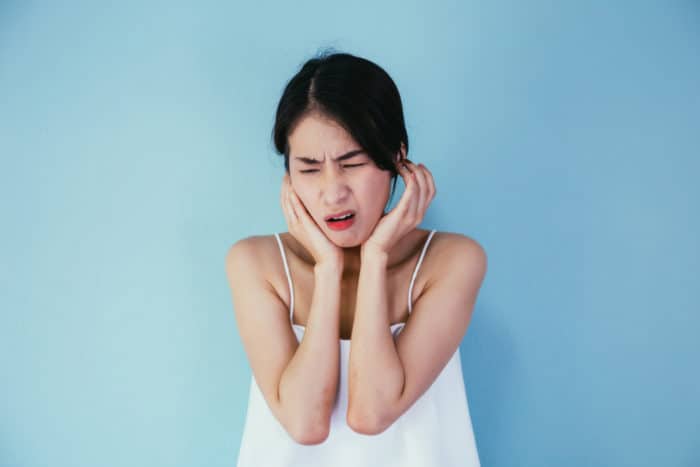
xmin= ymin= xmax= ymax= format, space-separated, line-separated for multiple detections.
xmin=281 ymin=173 xmax=344 ymax=269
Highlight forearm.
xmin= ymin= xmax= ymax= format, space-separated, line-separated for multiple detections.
xmin=347 ymin=250 xmax=405 ymax=427
xmin=278 ymin=262 xmax=342 ymax=438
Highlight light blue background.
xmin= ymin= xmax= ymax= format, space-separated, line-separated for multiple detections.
xmin=1 ymin=1 xmax=698 ymax=466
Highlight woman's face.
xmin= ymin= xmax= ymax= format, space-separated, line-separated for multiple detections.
xmin=287 ymin=112 xmax=394 ymax=247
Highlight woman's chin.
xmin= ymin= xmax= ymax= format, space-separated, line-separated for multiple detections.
xmin=325 ymin=229 xmax=366 ymax=248
xmin=329 ymin=236 xmax=363 ymax=248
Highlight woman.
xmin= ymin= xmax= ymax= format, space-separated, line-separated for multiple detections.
xmin=226 ymin=51 xmax=487 ymax=466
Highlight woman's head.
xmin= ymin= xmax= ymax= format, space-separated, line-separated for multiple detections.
xmin=272 ymin=51 xmax=409 ymax=246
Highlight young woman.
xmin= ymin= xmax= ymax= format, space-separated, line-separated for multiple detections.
xmin=226 ymin=51 xmax=487 ymax=466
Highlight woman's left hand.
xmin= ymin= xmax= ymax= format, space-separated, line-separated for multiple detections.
xmin=362 ymin=160 xmax=436 ymax=255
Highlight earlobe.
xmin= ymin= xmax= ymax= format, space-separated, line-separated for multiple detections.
xmin=393 ymin=156 xmax=402 ymax=172
xmin=396 ymin=142 xmax=407 ymax=162
xmin=394 ymin=144 xmax=407 ymax=170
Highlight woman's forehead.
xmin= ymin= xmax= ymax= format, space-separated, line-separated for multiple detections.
xmin=289 ymin=115 xmax=357 ymax=157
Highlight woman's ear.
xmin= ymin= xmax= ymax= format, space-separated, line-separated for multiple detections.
xmin=394 ymin=142 xmax=407 ymax=168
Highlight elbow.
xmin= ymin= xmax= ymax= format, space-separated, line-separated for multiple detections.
xmin=288 ymin=420 xmax=331 ymax=445
xmin=346 ymin=407 xmax=389 ymax=436
xmin=284 ymin=405 xmax=332 ymax=445
xmin=278 ymin=385 xmax=336 ymax=445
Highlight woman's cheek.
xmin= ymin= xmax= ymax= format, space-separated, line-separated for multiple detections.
xmin=296 ymin=192 xmax=310 ymax=212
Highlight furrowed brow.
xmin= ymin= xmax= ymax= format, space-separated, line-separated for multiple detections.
xmin=294 ymin=149 xmax=365 ymax=165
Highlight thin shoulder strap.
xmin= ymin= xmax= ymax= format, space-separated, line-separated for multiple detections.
xmin=273 ymin=233 xmax=294 ymax=324
xmin=408 ymin=229 xmax=438 ymax=314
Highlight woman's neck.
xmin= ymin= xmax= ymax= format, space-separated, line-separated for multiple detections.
xmin=283 ymin=229 xmax=423 ymax=276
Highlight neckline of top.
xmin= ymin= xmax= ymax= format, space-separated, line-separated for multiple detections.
xmin=275 ymin=228 xmax=438 ymax=334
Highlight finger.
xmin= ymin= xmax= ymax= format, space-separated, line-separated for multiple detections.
xmin=286 ymin=191 xmax=298 ymax=223
xmin=282 ymin=193 xmax=295 ymax=230
xmin=414 ymin=163 xmax=431 ymax=219
xmin=395 ymin=162 xmax=410 ymax=197
xmin=281 ymin=182 xmax=291 ymax=222
xmin=398 ymin=160 xmax=413 ymax=185
xmin=290 ymin=190 xmax=315 ymax=229
xmin=404 ymin=161 xmax=424 ymax=222
xmin=395 ymin=164 xmax=419 ymax=219
xmin=281 ymin=178 xmax=288 ymax=207
xmin=281 ymin=174 xmax=291 ymax=209
xmin=423 ymin=164 xmax=436 ymax=202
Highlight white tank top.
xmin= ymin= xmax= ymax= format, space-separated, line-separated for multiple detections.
xmin=236 ymin=229 xmax=480 ymax=466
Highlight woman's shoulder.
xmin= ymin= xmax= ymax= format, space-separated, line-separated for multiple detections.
xmin=425 ymin=229 xmax=485 ymax=258
xmin=230 ymin=232 xmax=300 ymax=266
xmin=227 ymin=229 xmax=485 ymax=259
xmin=421 ymin=229 xmax=487 ymax=279
xmin=229 ymin=231 xmax=289 ymax=249
xmin=224 ymin=233 xmax=286 ymax=282
xmin=225 ymin=229 xmax=486 ymax=281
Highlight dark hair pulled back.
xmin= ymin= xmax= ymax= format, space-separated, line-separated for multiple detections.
xmin=272 ymin=49 xmax=409 ymax=206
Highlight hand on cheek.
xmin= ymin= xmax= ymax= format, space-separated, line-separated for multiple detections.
xmin=281 ymin=173 xmax=344 ymax=267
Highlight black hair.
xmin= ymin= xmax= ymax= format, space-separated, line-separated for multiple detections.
xmin=272 ymin=49 xmax=409 ymax=207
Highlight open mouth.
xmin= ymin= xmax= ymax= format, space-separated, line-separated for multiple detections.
xmin=325 ymin=211 xmax=356 ymax=230
xmin=326 ymin=212 xmax=354 ymax=222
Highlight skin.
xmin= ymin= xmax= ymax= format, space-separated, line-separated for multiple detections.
xmin=225 ymin=111 xmax=488 ymax=444
xmin=282 ymin=110 xmax=397 ymax=273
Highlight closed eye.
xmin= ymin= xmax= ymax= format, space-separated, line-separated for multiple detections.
xmin=300 ymin=163 xmax=366 ymax=174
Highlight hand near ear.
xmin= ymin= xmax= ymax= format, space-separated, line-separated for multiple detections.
xmin=362 ymin=157 xmax=435 ymax=255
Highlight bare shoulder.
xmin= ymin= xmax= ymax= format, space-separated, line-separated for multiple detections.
xmin=227 ymin=232 xmax=295 ymax=298
xmin=225 ymin=234 xmax=281 ymax=275
xmin=423 ymin=231 xmax=488 ymax=287
xmin=428 ymin=230 xmax=486 ymax=256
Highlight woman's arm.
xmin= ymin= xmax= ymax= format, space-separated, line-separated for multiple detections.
xmin=346 ymin=236 xmax=487 ymax=435
xmin=346 ymin=248 xmax=404 ymax=433
xmin=278 ymin=261 xmax=342 ymax=443
xmin=226 ymin=238 xmax=342 ymax=445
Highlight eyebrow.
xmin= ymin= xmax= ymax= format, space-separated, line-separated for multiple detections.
xmin=293 ymin=149 xmax=365 ymax=165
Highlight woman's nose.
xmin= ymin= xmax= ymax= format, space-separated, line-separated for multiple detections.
xmin=320 ymin=166 xmax=344 ymax=185
xmin=320 ymin=169 xmax=349 ymax=199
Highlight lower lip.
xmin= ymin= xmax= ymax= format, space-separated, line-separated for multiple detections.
xmin=326 ymin=215 xmax=355 ymax=231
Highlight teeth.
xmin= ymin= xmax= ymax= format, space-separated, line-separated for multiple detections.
xmin=330 ymin=213 xmax=353 ymax=221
